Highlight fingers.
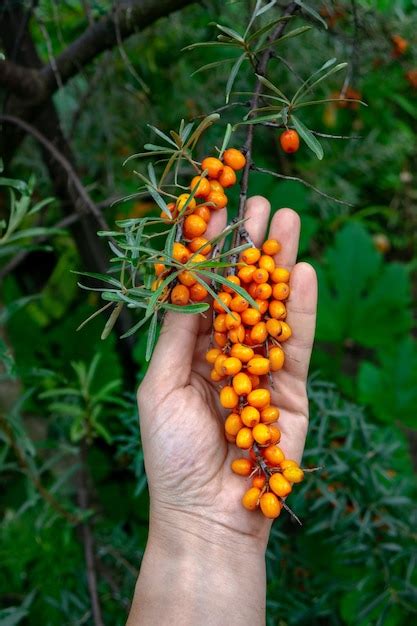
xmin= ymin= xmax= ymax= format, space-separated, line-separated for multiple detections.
xmin=205 ymin=206 xmax=227 ymax=240
xmin=278 ymin=262 xmax=318 ymax=384
xmin=244 ymin=196 xmax=271 ymax=247
xmin=268 ymin=208 xmax=301 ymax=268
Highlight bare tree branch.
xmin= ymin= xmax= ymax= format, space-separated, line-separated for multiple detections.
xmin=0 ymin=59 xmax=45 ymax=101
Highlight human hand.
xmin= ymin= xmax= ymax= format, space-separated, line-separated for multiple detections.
xmin=137 ymin=195 xmax=317 ymax=549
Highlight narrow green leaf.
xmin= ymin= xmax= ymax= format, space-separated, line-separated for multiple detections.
xmin=145 ymin=312 xmax=159 ymax=361
xmin=246 ymin=15 xmax=292 ymax=43
xmin=215 ymin=23 xmax=244 ymax=43
xmin=101 ymin=302 xmax=124 ymax=340
xmin=255 ymin=26 xmax=312 ymax=53
xmin=291 ymin=116 xmax=324 ymax=160
xmin=255 ymin=74 xmax=289 ymax=102
xmin=163 ymin=302 xmax=210 ymax=314
xmin=191 ymin=58 xmax=236 ymax=77
xmin=218 ymin=123 xmax=233 ymax=159
xmin=225 ymin=54 xmax=247 ymax=103
xmin=147 ymin=124 xmax=178 ymax=148
xmin=294 ymin=0 xmax=328 ymax=29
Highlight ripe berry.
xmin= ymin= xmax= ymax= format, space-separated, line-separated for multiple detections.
xmin=266 ymin=319 xmax=281 ymax=338
xmin=223 ymin=275 xmax=241 ymax=294
xmin=247 ymin=373 xmax=260 ymax=389
xmin=255 ymin=299 xmax=269 ymax=315
xmin=223 ymin=148 xmax=246 ymax=171
xmin=171 ymin=284 xmax=190 ymax=306
xmin=258 ymin=255 xmax=275 ymax=274
xmin=272 ymin=282 xmax=290 ymax=301
xmin=231 ymin=458 xmax=253 ymax=477
xmin=260 ymin=405 xmax=280 ymax=424
xmin=214 ymin=354 xmax=228 ymax=376
xmin=228 ymin=325 xmax=245 ymax=343
xmin=172 ymin=242 xmax=190 ymax=263
xmin=241 ymin=486 xmax=261 ymax=511
xmin=218 ymin=165 xmax=237 ymax=188
xmin=184 ymin=214 xmax=207 ymax=238
xmin=230 ymin=295 xmax=249 ymax=313
xmin=190 ymin=283 xmax=208 ymax=301
xmin=252 ymin=475 xmax=266 ymax=489
xmin=189 ymin=237 xmax=212 ymax=255
xmin=236 ymin=427 xmax=255 ymax=450
xmin=176 ymin=193 xmax=197 ymax=213
xmin=277 ymin=321 xmax=292 ymax=342
xmin=252 ymin=423 xmax=272 ymax=446
xmin=282 ymin=466 xmax=304 ymax=483
xmin=280 ymin=129 xmax=300 ymax=154
xmin=241 ymin=247 xmax=261 ymax=265
xmin=214 ymin=332 xmax=227 ymax=347
xmin=254 ymin=283 xmax=273 ymax=300
xmin=241 ymin=307 xmax=261 ymax=326
xmin=225 ymin=413 xmax=244 ymax=437
xmin=269 ymin=300 xmax=287 ymax=320
xmin=225 ymin=312 xmax=241 ymax=330
xmin=271 ymin=267 xmax=290 ymax=284
xmin=250 ymin=321 xmax=268 ymax=344
xmin=154 ymin=262 xmax=165 ymax=277
xmin=262 ymin=239 xmax=281 ymax=256
xmin=252 ymin=268 xmax=269 ymax=284
xmin=179 ymin=270 xmax=197 ymax=287
xmin=194 ymin=204 xmax=211 ymax=223
xmin=221 ymin=357 xmax=243 ymax=376
xmin=269 ymin=425 xmax=281 ymax=444
xmin=238 ymin=265 xmax=256 ymax=283
xmin=190 ymin=175 xmax=211 ymax=198
xmin=263 ymin=445 xmax=285 ymax=466
xmin=220 ymin=385 xmax=239 ymax=409
xmin=214 ymin=291 xmax=232 ymax=313
xmin=210 ymin=369 xmax=222 ymax=382
xmin=269 ymin=472 xmax=292 ymax=497
xmin=207 ymin=190 xmax=228 ymax=210
xmin=248 ymin=388 xmax=271 ymax=409
xmin=206 ymin=348 xmax=221 ymax=364
xmin=247 ymin=357 xmax=270 ymax=376
xmin=280 ymin=459 xmax=298 ymax=470
xmin=230 ymin=343 xmax=254 ymax=363
xmin=201 ymin=156 xmax=223 ymax=179
xmin=240 ymin=405 xmax=261 ymax=428
xmin=260 ymin=492 xmax=281 ymax=519
xmin=232 ymin=372 xmax=253 ymax=396
xmin=214 ymin=313 xmax=227 ymax=333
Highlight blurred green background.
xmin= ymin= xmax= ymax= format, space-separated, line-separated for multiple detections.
xmin=1 ymin=1 xmax=416 ymax=624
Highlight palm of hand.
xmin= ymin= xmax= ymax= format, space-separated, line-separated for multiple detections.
xmin=138 ymin=199 xmax=317 ymax=541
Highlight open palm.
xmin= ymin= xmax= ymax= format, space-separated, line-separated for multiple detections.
xmin=137 ymin=196 xmax=317 ymax=544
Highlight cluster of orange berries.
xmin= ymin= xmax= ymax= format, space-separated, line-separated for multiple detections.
xmin=154 ymin=148 xmax=246 ymax=306
xmin=205 ymin=240 xmax=304 ymax=519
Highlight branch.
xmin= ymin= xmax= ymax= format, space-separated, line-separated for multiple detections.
xmin=0 ymin=114 xmax=109 ymax=231
xmin=40 ymin=0 xmax=196 ymax=95
xmin=0 ymin=59 xmax=46 ymax=101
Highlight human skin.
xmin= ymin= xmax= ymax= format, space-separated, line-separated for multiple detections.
xmin=126 ymin=196 xmax=318 ymax=626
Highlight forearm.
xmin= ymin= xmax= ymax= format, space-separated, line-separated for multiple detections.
xmin=127 ymin=511 xmax=267 ymax=626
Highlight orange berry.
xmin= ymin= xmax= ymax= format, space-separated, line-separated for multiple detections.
xmin=254 ymin=283 xmax=273 ymax=300
xmin=190 ymin=283 xmax=207 ymax=301
xmin=260 ymin=405 xmax=280 ymax=424
xmin=280 ymin=460 xmax=298 ymax=470
xmin=272 ymin=282 xmax=290 ymax=301
xmin=258 ymin=255 xmax=275 ymax=274
xmin=214 ymin=313 xmax=227 ymax=333
xmin=232 ymin=372 xmax=252 ymax=396
xmin=247 ymin=373 xmax=260 ymax=389
xmin=160 ymin=202 xmax=178 ymax=221
xmin=194 ymin=204 xmax=211 ymax=223
xmin=269 ymin=425 xmax=281 ymax=444
xmin=190 ymin=176 xmax=211 ymax=198
xmin=225 ymin=413 xmax=244 ymax=437
xmin=241 ymin=405 xmax=260 ymax=427
xmin=260 ymin=492 xmax=281 ymax=519
xmin=223 ymin=148 xmax=246 ymax=171
xmin=171 ymin=284 xmax=190 ymax=306
xmin=230 ymin=295 xmax=249 ymax=313
xmin=247 ymin=356 xmax=270 ymax=376
xmin=207 ymin=190 xmax=228 ymax=210
xmin=179 ymin=270 xmax=197 ymax=287
xmin=266 ymin=319 xmax=282 ymax=338
xmin=228 ymin=325 xmax=245 ymax=344
xmin=241 ymin=307 xmax=261 ymax=326
xmin=244 ymin=329 xmax=256 ymax=346
xmin=189 ymin=237 xmax=212 ymax=255
xmin=218 ymin=165 xmax=237 ymax=188
xmin=252 ymin=423 xmax=272 ymax=446
xmin=250 ymin=321 xmax=268 ymax=344
xmin=151 ymin=278 xmax=163 ymax=292
xmin=269 ymin=472 xmax=292 ymax=497
xmin=214 ymin=332 xmax=227 ymax=347
xmin=277 ymin=322 xmax=292 ymax=342
xmin=223 ymin=275 xmax=241 ymax=294
xmin=154 ymin=262 xmax=166 ymax=277
xmin=236 ymin=427 xmax=255 ymax=450
xmin=214 ymin=291 xmax=232 ymax=313
xmin=241 ymin=247 xmax=261 ymax=265
xmin=220 ymin=385 xmax=239 ymax=409
xmin=225 ymin=432 xmax=236 ymax=443
xmin=248 ymin=388 xmax=271 ymax=409
xmin=230 ymin=343 xmax=254 ymax=363
xmin=280 ymin=129 xmax=300 ymax=154
xmin=282 ymin=466 xmax=304 ymax=483
xmin=252 ymin=268 xmax=269 ymax=284
xmin=189 ymin=253 xmax=206 ymax=265
xmin=172 ymin=242 xmax=190 ymax=263
xmin=209 ymin=180 xmax=224 ymax=194
xmin=262 ymin=239 xmax=281 ymax=256
xmin=206 ymin=348 xmax=222 ymax=364
xmin=255 ymin=299 xmax=269 ymax=315
xmin=201 ymin=156 xmax=223 ymax=179
xmin=225 ymin=312 xmax=241 ymax=330
xmin=214 ymin=354 xmax=228 ymax=376
xmin=210 ymin=369 xmax=222 ymax=382
xmin=221 ymin=357 xmax=243 ymax=376
xmin=176 ymin=193 xmax=197 ymax=213
xmin=252 ymin=475 xmax=266 ymax=489
xmin=231 ymin=458 xmax=253 ymax=477
xmin=269 ymin=300 xmax=287 ymax=320
xmin=238 ymin=265 xmax=256 ymax=283
xmin=263 ymin=445 xmax=285 ymax=466
xmin=271 ymin=267 xmax=290 ymax=284
xmin=184 ymin=214 xmax=207 ymax=238
xmin=241 ymin=486 xmax=261 ymax=511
